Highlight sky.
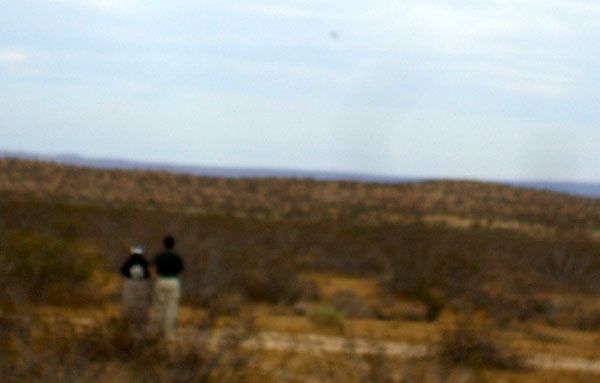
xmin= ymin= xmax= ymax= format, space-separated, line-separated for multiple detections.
xmin=1 ymin=0 xmax=599 ymax=182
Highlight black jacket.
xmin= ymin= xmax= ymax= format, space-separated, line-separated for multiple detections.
xmin=120 ymin=254 xmax=150 ymax=279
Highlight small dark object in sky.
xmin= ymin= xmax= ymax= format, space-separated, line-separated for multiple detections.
xmin=330 ymin=31 xmax=339 ymax=39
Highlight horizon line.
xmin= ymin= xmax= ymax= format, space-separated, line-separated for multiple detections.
xmin=1 ymin=148 xmax=600 ymax=187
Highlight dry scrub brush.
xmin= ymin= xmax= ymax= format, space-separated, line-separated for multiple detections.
xmin=5 ymin=197 xmax=600 ymax=328
xmin=3 ymin=158 xmax=600 ymax=230
xmin=0 ymin=311 xmax=269 ymax=383
xmin=0 ymin=230 xmax=104 ymax=305
xmin=438 ymin=312 xmax=523 ymax=370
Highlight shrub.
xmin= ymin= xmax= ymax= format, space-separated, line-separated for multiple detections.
xmin=374 ymin=300 xmax=429 ymax=321
xmin=205 ymin=292 xmax=244 ymax=317
xmin=328 ymin=290 xmax=375 ymax=319
xmin=307 ymin=304 xmax=345 ymax=329
xmin=358 ymin=349 xmax=394 ymax=383
xmin=471 ymin=292 xmax=555 ymax=327
xmin=0 ymin=312 xmax=103 ymax=383
xmin=546 ymin=302 xmax=600 ymax=331
xmin=534 ymin=242 xmax=600 ymax=292
xmin=438 ymin=312 xmax=522 ymax=370
xmin=0 ymin=231 xmax=103 ymax=304
xmin=384 ymin=244 xmax=484 ymax=322
xmin=198 ymin=245 xmax=305 ymax=305
xmin=0 ymin=312 xmax=266 ymax=383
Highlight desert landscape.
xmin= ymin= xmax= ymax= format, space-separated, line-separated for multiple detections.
xmin=2 ymin=158 xmax=600 ymax=382
xmin=4 ymin=0 xmax=600 ymax=381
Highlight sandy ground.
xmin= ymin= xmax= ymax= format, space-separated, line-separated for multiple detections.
xmin=7 ymin=310 xmax=600 ymax=377
xmin=175 ymin=327 xmax=600 ymax=375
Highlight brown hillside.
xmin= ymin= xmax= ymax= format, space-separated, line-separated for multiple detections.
xmin=1 ymin=158 xmax=599 ymax=229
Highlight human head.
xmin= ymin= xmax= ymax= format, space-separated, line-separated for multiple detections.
xmin=163 ymin=235 xmax=175 ymax=250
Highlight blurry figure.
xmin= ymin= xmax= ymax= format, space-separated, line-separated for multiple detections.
xmin=151 ymin=235 xmax=184 ymax=335
xmin=120 ymin=245 xmax=151 ymax=325
xmin=330 ymin=30 xmax=339 ymax=39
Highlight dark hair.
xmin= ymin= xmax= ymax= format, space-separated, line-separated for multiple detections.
xmin=163 ymin=235 xmax=175 ymax=249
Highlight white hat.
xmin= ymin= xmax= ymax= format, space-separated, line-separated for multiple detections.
xmin=129 ymin=245 xmax=145 ymax=255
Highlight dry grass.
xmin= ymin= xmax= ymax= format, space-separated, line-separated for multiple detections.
xmin=2 ymin=158 xmax=600 ymax=230
xmin=3 ymin=158 xmax=600 ymax=381
xmin=438 ymin=312 xmax=523 ymax=370
xmin=6 ymin=300 xmax=600 ymax=382
xmin=0 ymin=309 xmax=270 ymax=383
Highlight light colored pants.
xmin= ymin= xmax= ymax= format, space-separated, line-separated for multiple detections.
xmin=152 ymin=278 xmax=180 ymax=334
xmin=121 ymin=279 xmax=151 ymax=324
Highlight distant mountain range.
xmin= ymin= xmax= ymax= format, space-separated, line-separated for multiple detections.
xmin=2 ymin=150 xmax=599 ymax=199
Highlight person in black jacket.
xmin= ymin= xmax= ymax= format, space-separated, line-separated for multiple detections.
xmin=120 ymin=245 xmax=151 ymax=325
xmin=151 ymin=236 xmax=184 ymax=334
xmin=121 ymin=245 xmax=150 ymax=280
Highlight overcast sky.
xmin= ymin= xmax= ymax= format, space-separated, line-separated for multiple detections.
xmin=1 ymin=1 xmax=599 ymax=181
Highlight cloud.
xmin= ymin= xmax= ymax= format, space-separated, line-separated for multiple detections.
xmin=501 ymin=81 xmax=570 ymax=98
xmin=239 ymin=4 xmax=337 ymax=20
xmin=224 ymin=1 xmax=356 ymax=20
xmin=350 ymin=2 xmax=575 ymax=57
xmin=50 ymin=0 xmax=141 ymax=13
xmin=0 ymin=49 xmax=28 ymax=64
xmin=455 ymin=62 xmax=574 ymax=98
xmin=0 ymin=49 xmax=37 ymax=76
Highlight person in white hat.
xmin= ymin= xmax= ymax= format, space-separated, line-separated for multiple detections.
xmin=120 ymin=245 xmax=151 ymax=326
